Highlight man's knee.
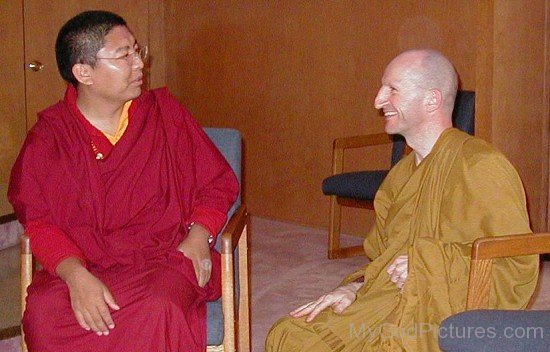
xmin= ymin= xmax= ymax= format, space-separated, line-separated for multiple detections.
xmin=266 ymin=316 xmax=314 ymax=352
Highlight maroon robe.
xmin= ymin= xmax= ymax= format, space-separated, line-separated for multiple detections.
xmin=8 ymin=86 xmax=239 ymax=352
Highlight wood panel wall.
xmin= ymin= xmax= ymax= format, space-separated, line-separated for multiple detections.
xmin=487 ymin=0 xmax=549 ymax=232
xmin=0 ymin=1 xmax=25 ymax=216
xmin=159 ymin=1 xmax=549 ymax=235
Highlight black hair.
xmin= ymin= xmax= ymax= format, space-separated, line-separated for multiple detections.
xmin=55 ymin=10 xmax=126 ymax=86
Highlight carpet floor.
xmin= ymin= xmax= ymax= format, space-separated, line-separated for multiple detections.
xmin=1 ymin=216 xmax=548 ymax=352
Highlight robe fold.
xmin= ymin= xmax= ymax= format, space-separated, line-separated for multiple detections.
xmin=8 ymin=86 xmax=239 ymax=352
xmin=266 ymin=128 xmax=538 ymax=352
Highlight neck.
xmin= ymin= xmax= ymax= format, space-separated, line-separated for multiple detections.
xmin=76 ymin=88 xmax=125 ymax=135
xmin=406 ymin=118 xmax=452 ymax=164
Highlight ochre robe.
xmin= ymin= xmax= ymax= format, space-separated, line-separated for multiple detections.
xmin=266 ymin=128 xmax=538 ymax=352
xmin=9 ymin=86 xmax=239 ymax=352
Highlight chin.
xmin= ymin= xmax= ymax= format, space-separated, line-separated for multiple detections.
xmin=128 ymin=87 xmax=142 ymax=100
xmin=384 ymin=125 xmax=399 ymax=135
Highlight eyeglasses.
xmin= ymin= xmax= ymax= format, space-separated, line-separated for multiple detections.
xmin=96 ymin=45 xmax=148 ymax=64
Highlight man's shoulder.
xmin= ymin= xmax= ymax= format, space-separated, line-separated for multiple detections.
xmin=37 ymin=99 xmax=66 ymax=122
xmin=457 ymin=136 xmax=522 ymax=182
xmin=29 ymin=100 xmax=68 ymax=139
xmin=146 ymin=87 xmax=178 ymax=104
xmin=461 ymin=136 xmax=509 ymax=164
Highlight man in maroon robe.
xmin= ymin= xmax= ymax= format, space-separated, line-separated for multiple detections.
xmin=8 ymin=10 xmax=239 ymax=352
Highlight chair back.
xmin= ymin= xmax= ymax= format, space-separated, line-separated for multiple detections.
xmin=390 ymin=135 xmax=406 ymax=167
xmin=453 ymin=90 xmax=475 ymax=135
xmin=389 ymin=90 xmax=475 ymax=166
xmin=203 ymin=127 xmax=243 ymax=346
xmin=204 ymin=128 xmax=242 ymax=220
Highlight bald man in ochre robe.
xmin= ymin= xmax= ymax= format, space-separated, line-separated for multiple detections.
xmin=265 ymin=49 xmax=538 ymax=352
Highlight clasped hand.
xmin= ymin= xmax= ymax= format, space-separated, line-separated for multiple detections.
xmin=178 ymin=223 xmax=213 ymax=288
xmin=289 ymin=282 xmax=362 ymax=322
xmin=387 ymin=255 xmax=408 ymax=289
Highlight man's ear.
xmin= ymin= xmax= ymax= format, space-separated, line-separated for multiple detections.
xmin=72 ymin=63 xmax=93 ymax=85
xmin=425 ymin=89 xmax=442 ymax=113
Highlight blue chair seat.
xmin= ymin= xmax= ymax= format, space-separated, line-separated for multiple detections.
xmin=322 ymin=170 xmax=388 ymax=200
xmin=439 ymin=309 xmax=550 ymax=352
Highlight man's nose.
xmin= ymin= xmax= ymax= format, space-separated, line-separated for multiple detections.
xmin=374 ymin=89 xmax=387 ymax=109
xmin=133 ymin=56 xmax=144 ymax=70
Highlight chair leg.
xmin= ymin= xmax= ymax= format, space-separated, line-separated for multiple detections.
xmin=328 ymin=195 xmax=342 ymax=259
xmin=238 ymin=225 xmax=250 ymax=352
xmin=328 ymin=197 xmax=366 ymax=259
xmin=21 ymin=235 xmax=32 ymax=352
xmin=221 ymin=252 xmax=236 ymax=352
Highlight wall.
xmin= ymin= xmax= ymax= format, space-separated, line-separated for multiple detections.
xmin=0 ymin=1 xmax=25 ymax=216
xmin=163 ymin=1 xmax=480 ymax=235
xmin=483 ymin=0 xmax=549 ymax=232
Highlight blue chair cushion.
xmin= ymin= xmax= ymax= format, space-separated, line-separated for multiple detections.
xmin=322 ymin=170 xmax=388 ymax=200
xmin=439 ymin=309 xmax=550 ymax=352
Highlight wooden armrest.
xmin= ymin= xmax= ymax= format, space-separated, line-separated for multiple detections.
xmin=221 ymin=205 xmax=247 ymax=254
xmin=21 ymin=234 xmax=31 ymax=255
xmin=472 ymin=232 xmax=550 ymax=260
xmin=333 ymin=133 xmax=392 ymax=150
xmin=331 ymin=133 xmax=393 ymax=176
xmin=466 ymin=232 xmax=550 ymax=310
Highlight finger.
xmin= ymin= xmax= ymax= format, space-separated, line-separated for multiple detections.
xmin=191 ymin=259 xmax=201 ymax=284
xmin=306 ymin=297 xmax=335 ymax=322
xmin=395 ymin=262 xmax=407 ymax=273
xmin=201 ymin=259 xmax=212 ymax=271
xmin=82 ymin=310 xmax=101 ymax=334
xmin=390 ymin=270 xmax=401 ymax=283
xmin=290 ymin=301 xmax=317 ymax=317
xmin=198 ymin=268 xmax=206 ymax=288
xmin=74 ymin=310 xmax=91 ymax=331
xmin=199 ymin=259 xmax=212 ymax=287
xmin=103 ymin=289 xmax=120 ymax=312
xmin=289 ymin=300 xmax=316 ymax=316
xmin=97 ymin=303 xmax=115 ymax=332
xmin=291 ymin=296 xmax=330 ymax=318
xmin=332 ymin=299 xmax=349 ymax=314
xmin=91 ymin=307 xmax=110 ymax=335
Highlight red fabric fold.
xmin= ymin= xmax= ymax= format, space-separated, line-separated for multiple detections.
xmin=189 ymin=206 xmax=228 ymax=245
xmin=25 ymin=221 xmax=86 ymax=274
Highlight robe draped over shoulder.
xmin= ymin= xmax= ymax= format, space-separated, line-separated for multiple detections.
xmin=266 ymin=128 xmax=538 ymax=352
xmin=9 ymin=86 xmax=239 ymax=352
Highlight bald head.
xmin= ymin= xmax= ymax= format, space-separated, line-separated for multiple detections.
xmin=388 ymin=49 xmax=458 ymax=114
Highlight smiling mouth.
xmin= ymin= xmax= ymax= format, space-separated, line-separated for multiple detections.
xmin=384 ymin=111 xmax=398 ymax=118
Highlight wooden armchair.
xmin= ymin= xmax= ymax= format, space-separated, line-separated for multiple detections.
xmin=439 ymin=232 xmax=550 ymax=351
xmin=20 ymin=128 xmax=250 ymax=352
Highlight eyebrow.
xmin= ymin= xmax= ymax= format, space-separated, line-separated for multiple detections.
xmin=114 ymin=40 xmax=138 ymax=54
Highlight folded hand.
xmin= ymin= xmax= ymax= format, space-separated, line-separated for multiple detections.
xmin=57 ymin=258 xmax=120 ymax=336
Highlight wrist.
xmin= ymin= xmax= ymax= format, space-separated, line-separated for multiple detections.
xmin=56 ymin=257 xmax=87 ymax=283
xmin=346 ymin=282 xmax=363 ymax=293
xmin=188 ymin=222 xmax=214 ymax=244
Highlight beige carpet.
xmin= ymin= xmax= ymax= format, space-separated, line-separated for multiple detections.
xmin=249 ymin=217 xmax=550 ymax=351
xmin=1 ymin=217 xmax=549 ymax=352
xmin=0 ymin=245 xmax=20 ymax=332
